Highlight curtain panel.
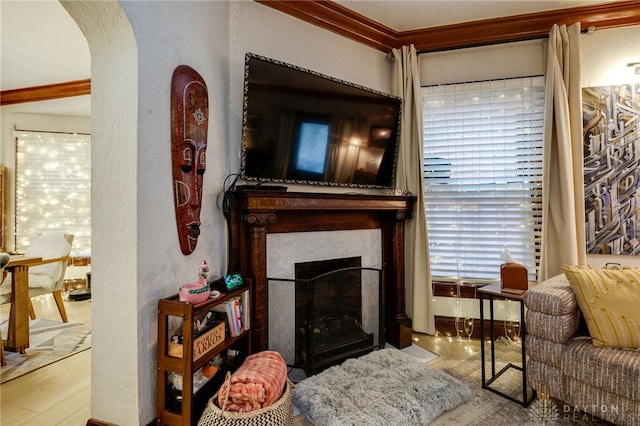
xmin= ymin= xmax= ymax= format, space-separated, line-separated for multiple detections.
xmin=392 ymin=44 xmax=435 ymax=335
xmin=540 ymin=23 xmax=587 ymax=281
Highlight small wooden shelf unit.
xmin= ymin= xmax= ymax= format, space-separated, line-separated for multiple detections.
xmin=156 ymin=283 xmax=251 ymax=426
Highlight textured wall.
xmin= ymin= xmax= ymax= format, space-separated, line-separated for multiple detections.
xmin=582 ymin=26 xmax=640 ymax=88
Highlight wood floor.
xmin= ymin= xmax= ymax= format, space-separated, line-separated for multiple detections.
xmin=1 ymin=296 xmax=479 ymax=426
xmin=1 ymin=293 xmax=92 ymax=426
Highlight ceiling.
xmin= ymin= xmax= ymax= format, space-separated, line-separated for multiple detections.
xmin=0 ymin=0 xmax=623 ymax=117
xmin=334 ymin=0 xmax=619 ymax=32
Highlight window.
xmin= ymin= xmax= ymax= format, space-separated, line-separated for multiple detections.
xmin=421 ymin=76 xmax=544 ymax=282
xmin=14 ymin=130 xmax=91 ymax=256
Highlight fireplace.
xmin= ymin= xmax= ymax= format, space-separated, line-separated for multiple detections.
xmin=226 ymin=190 xmax=416 ymax=352
xmin=289 ymin=257 xmax=383 ymax=375
xmin=266 ymin=232 xmax=384 ymax=373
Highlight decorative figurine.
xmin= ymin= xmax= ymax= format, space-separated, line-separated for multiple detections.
xmin=171 ymin=65 xmax=209 ymax=255
xmin=179 ymin=260 xmax=211 ymax=304
xmin=198 ymin=260 xmax=209 ymax=286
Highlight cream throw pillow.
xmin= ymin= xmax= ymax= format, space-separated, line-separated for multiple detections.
xmin=563 ymin=265 xmax=640 ymax=350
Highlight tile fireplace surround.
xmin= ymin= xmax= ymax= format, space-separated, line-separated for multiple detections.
xmin=226 ymin=190 xmax=416 ymax=351
xmin=267 ymin=229 xmax=382 ymax=365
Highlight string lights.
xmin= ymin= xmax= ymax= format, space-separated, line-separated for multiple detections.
xmin=14 ymin=129 xmax=91 ymax=256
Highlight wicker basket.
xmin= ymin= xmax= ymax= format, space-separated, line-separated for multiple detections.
xmin=197 ymin=374 xmax=293 ymax=426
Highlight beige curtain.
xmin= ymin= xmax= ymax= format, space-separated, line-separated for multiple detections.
xmin=540 ymin=23 xmax=587 ymax=281
xmin=392 ymin=44 xmax=435 ymax=335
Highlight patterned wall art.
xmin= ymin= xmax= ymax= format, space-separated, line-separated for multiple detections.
xmin=582 ymin=83 xmax=640 ymax=255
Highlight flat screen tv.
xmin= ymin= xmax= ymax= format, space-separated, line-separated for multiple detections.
xmin=240 ymin=53 xmax=402 ymax=189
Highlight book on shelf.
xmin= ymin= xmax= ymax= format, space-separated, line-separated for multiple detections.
xmin=232 ymin=296 xmax=243 ymax=336
xmin=212 ymin=296 xmax=245 ymax=337
xmin=240 ymin=289 xmax=250 ymax=330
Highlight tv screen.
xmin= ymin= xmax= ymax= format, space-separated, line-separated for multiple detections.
xmin=240 ymin=53 xmax=402 ymax=189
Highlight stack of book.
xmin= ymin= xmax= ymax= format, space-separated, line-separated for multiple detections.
xmin=212 ymin=290 xmax=250 ymax=337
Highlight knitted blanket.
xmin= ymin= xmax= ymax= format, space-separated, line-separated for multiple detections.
xmin=218 ymin=350 xmax=287 ymax=412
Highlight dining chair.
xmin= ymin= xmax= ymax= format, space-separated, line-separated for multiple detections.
xmin=0 ymin=252 xmax=10 ymax=365
xmin=0 ymin=232 xmax=74 ymax=323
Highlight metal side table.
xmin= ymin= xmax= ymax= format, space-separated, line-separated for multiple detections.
xmin=479 ymin=282 xmax=535 ymax=407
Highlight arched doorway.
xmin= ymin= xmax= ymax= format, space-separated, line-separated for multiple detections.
xmin=61 ymin=2 xmax=141 ymax=424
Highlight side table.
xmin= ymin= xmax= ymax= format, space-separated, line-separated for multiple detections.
xmin=479 ymin=282 xmax=535 ymax=407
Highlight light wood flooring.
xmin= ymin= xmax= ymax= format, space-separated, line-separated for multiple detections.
xmin=1 ymin=296 xmax=479 ymax=426
xmin=1 ymin=293 xmax=92 ymax=426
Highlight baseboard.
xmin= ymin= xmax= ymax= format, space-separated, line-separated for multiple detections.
xmin=86 ymin=419 xmax=119 ymax=426
xmin=87 ymin=418 xmax=147 ymax=426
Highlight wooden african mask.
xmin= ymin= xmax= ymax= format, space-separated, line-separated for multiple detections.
xmin=171 ymin=65 xmax=208 ymax=255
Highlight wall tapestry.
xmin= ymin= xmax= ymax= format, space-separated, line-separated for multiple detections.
xmin=582 ymin=83 xmax=639 ymax=255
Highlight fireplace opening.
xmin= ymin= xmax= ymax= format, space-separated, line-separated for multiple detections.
xmin=291 ymin=257 xmax=384 ymax=375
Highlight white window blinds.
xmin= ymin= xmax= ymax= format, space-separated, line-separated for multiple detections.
xmin=14 ymin=130 xmax=91 ymax=256
xmin=421 ymin=76 xmax=544 ymax=282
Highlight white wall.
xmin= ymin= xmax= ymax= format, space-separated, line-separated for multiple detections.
xmin=420 ymin=39 xmax=546 ymax=85
xmin=582 ymin=25 xmax=640 ymax=87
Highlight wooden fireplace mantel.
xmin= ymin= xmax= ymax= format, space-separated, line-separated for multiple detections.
xmin=226 ymin=189 xmax=416 ymax=351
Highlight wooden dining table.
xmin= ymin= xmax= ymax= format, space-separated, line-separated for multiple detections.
xmin=3 ymin=255 xmax=43 ymax=353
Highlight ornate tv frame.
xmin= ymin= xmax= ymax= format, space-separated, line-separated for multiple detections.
xmin=239 ymin=53 xmax=402 ymax=190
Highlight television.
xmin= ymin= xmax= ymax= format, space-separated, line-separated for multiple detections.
xmin=240 ymin=53 xmax=402 ymax=189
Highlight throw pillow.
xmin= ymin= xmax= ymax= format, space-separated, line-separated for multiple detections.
xmin=563 ymin=265 xmax=640 ymax=350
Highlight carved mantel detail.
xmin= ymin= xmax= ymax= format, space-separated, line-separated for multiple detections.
xmin=226 ymin=190 xmax=417 ymax=351
xmin=242 ymin=212 xmax=277 ymax=227
xmin=395 ymin=210 xmax=408 ymax=221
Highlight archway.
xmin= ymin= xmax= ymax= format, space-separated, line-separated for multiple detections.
xmin=61 ymin=2 xmax=141 ymax=424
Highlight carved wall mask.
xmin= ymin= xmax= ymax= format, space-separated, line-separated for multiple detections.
xmin=171 ymin=65 xmax=208 ymax=255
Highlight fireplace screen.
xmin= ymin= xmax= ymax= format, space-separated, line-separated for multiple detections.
xmin=268 ymin=257 xmax=384 ymax=376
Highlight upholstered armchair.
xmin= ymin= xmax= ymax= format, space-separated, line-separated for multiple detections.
xmin=0 ymin=232 xmax=74 ymax=322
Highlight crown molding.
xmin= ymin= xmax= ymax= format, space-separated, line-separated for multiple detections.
xmin=3 ymin=2 xmax=639 ymax=105
xmin=1 ymin=79 xmax=91 ymax=106
xmin=256 ymin=0 xmax=398 ymax=51
xmin=258 ymin=0 xmax=640 ymax=52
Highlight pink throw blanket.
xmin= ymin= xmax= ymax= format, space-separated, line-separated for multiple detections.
xmin=218 ymin=350 xmax=287 ymax=412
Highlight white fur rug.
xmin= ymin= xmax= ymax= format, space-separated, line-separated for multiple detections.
xmin=292 ymin=348 xmax=473 ymax=425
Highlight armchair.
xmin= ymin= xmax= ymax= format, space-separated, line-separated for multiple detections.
xmin=0 ymin=232 xmax=73 ymax=322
